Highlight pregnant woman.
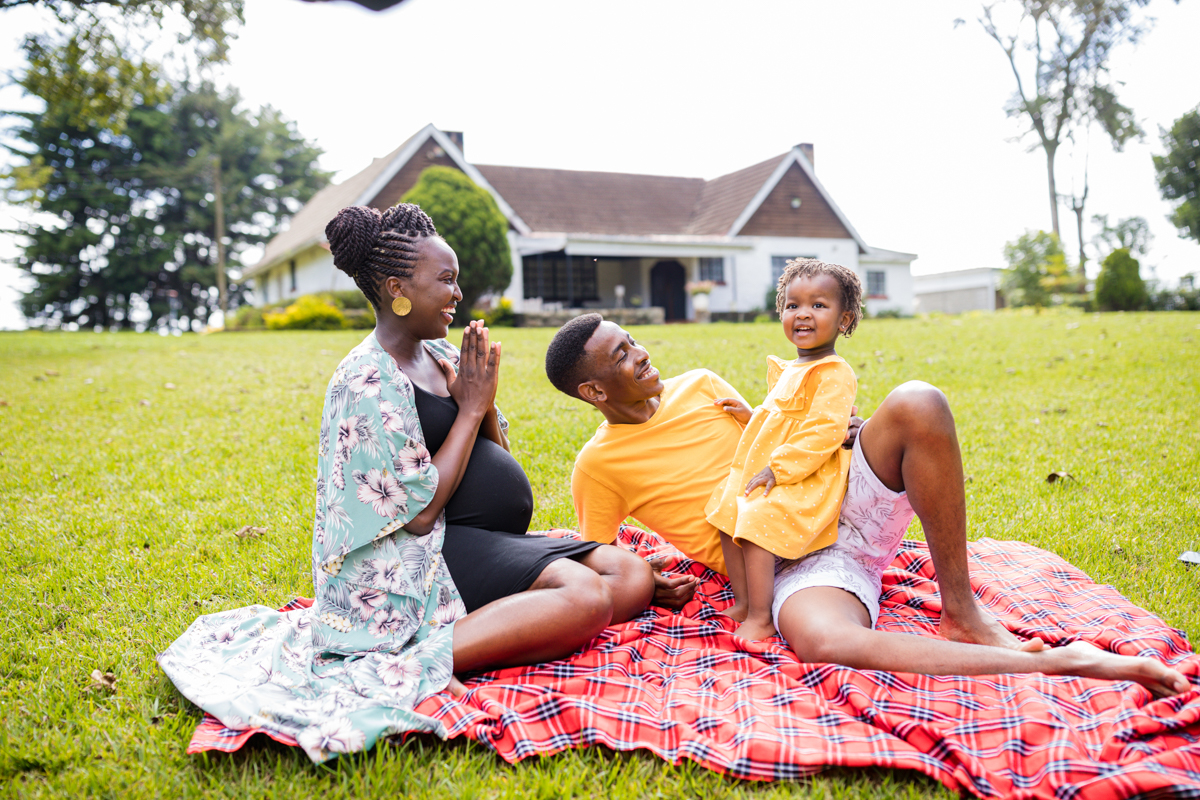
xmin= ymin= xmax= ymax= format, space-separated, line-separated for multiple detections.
xmin=159 ymin=204 xmax=653 ymax=763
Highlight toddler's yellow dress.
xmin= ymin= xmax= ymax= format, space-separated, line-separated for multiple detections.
xmin=705 ymin=354 xmax=856 ymax=559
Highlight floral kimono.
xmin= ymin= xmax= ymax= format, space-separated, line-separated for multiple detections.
xmin=158 ymin=332 xmax=484 ymax=763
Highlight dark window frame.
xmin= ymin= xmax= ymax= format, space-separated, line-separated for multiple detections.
xmin=698 ymin=256 xmax=725 ymax=284
xmin=867 ymin=270 xmax=887 ymax=298
xmin=521 ymin=251 xmax=600 ymax=304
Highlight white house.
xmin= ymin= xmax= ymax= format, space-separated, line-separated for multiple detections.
xmin=244 ymin=124 xmax=917 ymax=321
xmin=914 ymin=268 xmax=1005 ymax=314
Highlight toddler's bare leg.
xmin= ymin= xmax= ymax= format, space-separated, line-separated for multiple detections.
xmin=719 ymin=532 xmax=749 ymax=622
xmin=734 ymin=540 xmax=778 ymax=641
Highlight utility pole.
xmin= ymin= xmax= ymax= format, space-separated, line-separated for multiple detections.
xmin=212 ymin=154 xmax=228 ymax=317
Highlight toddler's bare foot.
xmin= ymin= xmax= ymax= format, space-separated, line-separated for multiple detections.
xmin=941 ymin=606 xmax=1045 ymax=651
xmin=733 ymin=617 xmax=777 ymax=642
xmin=720 ymin=601 xmax=748 ymax=623
xmin=1059 ymin=641 xmax=1190 ymax=698
xmin=447 ymin=675 xmax=468 ymax=698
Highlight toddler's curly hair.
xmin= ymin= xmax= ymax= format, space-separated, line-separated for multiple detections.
xmin=775 ymin=258 xmax=864 ymax=337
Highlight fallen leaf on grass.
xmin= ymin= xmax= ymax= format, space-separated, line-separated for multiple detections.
xmin=0 ymin=399 xmax=8 ymax=407
xmin=45 ymin=369 xmax=59 ymax=377
xmin=233 ymin=525 xmax=268 ymax=539
xmin=139 ymin=399 xmax=151 ymax=406
xmin=86 ymin=669 xmax=116 ymax=693
xmin=1046 ymin=472 xmax=1075 ymax=484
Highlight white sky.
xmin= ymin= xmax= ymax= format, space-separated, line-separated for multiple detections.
xmin=3 ymin=0 xmax=1199 ymax=329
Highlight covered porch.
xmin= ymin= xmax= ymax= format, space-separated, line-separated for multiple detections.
xmin=510 ymin=234 xmax=753 ymax=323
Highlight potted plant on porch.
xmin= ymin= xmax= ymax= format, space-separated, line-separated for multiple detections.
xmin=686 ymin=280 xmax=716 ymax=323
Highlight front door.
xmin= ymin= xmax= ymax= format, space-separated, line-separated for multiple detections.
xmin=650 ymin=260 xmax=687 ymax=321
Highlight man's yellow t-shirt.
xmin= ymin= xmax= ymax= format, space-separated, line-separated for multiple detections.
xmin=571 ymin=369 xmax=748 ymax=575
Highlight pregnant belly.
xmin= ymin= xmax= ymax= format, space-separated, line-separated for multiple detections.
xmin=444 ymin=438 xmax=534 ymax=534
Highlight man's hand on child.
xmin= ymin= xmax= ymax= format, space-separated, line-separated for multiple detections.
xmin=744 ymin=467 xmax=777 ymax=497
xmin=843 ymin=404 xmax=863 ymax=449
xmin=714 ymin=397 xmax=752 ymax=425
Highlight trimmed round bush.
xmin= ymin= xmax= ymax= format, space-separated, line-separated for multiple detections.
xmin=1095 ymin=248 xmax=1147 ymax=311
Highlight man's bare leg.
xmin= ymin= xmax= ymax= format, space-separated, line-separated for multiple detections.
xmin=719 ymin=532 xmax=749 ymax=623
xmin=859 ymin=381 xmax=1042 ymax=651
xmin=777 ymin=587 xmax=1189 ymax=697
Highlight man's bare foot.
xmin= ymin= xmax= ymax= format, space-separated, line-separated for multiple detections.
xmin=1058 ymin=641 xmax=1190 ymax=698
xmin=733 ymin=617 xmax=777 ymax=642
xmin=940 ymin=606 xmax=1045 ymax=652
xmin=720 ymin=601 xmax=748 ymax=623
xmin=447 ymin=675 xmax=468 ymax=698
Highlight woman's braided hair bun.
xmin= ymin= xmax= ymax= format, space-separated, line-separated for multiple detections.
xmin=323 ymin=202 xmax=440 ymax=310
xmin=326 ymin=205 xmax=383 ymax=279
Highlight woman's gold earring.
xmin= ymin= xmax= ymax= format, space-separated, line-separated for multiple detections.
xmin=392 ymin=295 xmax=412 ymax=317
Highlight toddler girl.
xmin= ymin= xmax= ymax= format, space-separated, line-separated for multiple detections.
xmin=705 ymin=258 xmax=861 ymax=641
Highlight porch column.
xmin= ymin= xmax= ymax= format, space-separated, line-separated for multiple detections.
xmin=566 ymin=252 xmax=573 ymax=307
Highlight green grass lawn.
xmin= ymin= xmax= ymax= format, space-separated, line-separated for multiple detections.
xmin=2 ymin=310 xmax=1198 ymax=798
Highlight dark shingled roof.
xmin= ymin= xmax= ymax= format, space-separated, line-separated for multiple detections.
xmin=475 ymin=155 xmax=787 ymax=237
xmin=475 ymin=165 xmax=705 ymax=236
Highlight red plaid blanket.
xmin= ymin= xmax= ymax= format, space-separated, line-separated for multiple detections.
xmin=185 ymin=527 xmax=1200 ymax=798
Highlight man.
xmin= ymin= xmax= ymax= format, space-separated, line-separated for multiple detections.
xmin=544 ymin=313 xmax=1187 ymax=696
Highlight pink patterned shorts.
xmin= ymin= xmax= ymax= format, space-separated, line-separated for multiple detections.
xmin=772 ymin=420 xmax=915 ymax=629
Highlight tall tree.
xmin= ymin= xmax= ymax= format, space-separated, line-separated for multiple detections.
xmin=1092 ymin=214 xmax=1153 ymax=257
xmin=980 ymin=0 xmax=1149 ymax=237
xmin=0 ymin=0 xmax=244 ymax=66
xmin=1153 ymin=107 xmax=1200 ymax=244
xmin=3 ymin=34 xmax=330 ymax=329
xmin=401 ymin=166 xmax=512 ymax=323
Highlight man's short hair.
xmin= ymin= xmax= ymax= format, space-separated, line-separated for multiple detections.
xmin=545 ymin=313 xmax=604 ymax=399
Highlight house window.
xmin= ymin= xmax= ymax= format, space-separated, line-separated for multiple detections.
xmin=771 ymin=255 xmax=816 ymax=285
xmin=289 ymin=260 xmax=297 ymax=293
xmin=867 ymin=270 xmax=887 ymax=297
xmin=698 ymin=257 xmax=725 ymax=283
xmin=521 ymin=252 xmax=599 ymax=303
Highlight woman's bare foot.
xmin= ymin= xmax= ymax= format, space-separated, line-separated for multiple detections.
xmin=720 ymin=601 xmax=748 ymax=623
xmin=447 ymin=675 xmax=468 ymax=698
xmin=940 ymin=606 xmax=1045 ymax=652
xmin=733 ymin=617 xmax=777 ymax=642
xmin=1058 ymin=641 xmax=1191 ymax=698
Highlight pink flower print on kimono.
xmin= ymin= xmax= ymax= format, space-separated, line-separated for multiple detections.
xmin=393 ymin=439 xmax=431 ymax=477
xmin=348 ymin=364 xmax=382 ymax=397
xmin=353 ymin=468 xmax=408 ymax=518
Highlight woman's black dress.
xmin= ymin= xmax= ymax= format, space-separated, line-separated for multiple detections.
xmin=412 ymin=383 xmax=601 ymax=612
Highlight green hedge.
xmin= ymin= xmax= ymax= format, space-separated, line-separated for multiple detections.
xmin=228 ymin=291 xmax=376 ymax=331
